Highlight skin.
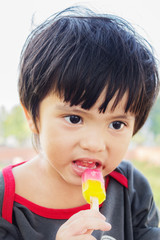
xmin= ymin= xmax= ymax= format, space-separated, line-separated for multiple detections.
xmin=13 ymin=90 xmax=135 ymax=239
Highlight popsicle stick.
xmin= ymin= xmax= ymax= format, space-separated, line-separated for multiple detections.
xmin=90 ymin=196 xmax=99 ymax=211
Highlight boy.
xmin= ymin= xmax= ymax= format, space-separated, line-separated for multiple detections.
xmin=0 ymin=6 xmax=159 ymax=240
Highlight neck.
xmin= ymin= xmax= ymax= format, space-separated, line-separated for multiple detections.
xmin=35 ymin=156 xmax=87 ymax=209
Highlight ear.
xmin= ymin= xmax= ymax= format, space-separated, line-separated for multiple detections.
xmin=21 ymin=104 xmax=38 ymax=134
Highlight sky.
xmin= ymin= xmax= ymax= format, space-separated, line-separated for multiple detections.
xmin=0 ymin=0 xmax=160 ymax=110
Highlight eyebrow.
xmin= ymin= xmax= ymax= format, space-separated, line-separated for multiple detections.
xmin=55 ymin=104 xmax=89 ymax=114
xmin=108 ymin=114 xmax=134 ymax=121
xmin=55 ymin=104 xmax=135 ymax=120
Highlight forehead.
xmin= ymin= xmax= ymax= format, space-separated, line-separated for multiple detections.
xmin=93 ymin=89 xmax=129 ymax=113
xmin=46 ymin=90 xmax=132 ymax=116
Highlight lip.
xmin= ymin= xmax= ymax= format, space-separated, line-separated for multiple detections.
xmin=72 ymin=158 xmax=103 ymax=177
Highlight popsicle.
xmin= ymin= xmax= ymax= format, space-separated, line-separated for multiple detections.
xmin=82 ymin=169 xmax=106 ymax=210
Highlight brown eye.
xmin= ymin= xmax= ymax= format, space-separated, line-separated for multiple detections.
xmin=65 ymin=115 xmax=82 ymax=124
xmin=109 ymin=121 xmax=125 ymax=130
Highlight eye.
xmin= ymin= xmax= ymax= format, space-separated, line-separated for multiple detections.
xmin=109 ymin=121 xmax=125 ymax=130
xmin=64 ymin=115 xmax=82 ymax=124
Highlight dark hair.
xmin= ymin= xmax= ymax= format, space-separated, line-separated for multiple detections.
xmin=18 ymin=6 xmax=159 ymax=140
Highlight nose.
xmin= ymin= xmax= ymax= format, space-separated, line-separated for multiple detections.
xmin=79 ymin=130 xmax=106 ymax=153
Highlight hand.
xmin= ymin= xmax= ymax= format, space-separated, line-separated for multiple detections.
xmin=56 ymin=209 xmax=111 ymax=240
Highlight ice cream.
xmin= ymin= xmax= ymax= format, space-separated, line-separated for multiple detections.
xmin=82 ymin=169 xmax=106 ymax=210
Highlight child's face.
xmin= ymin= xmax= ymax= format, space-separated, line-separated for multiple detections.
xmin=35 ymin=91 xmax=135 ymax=186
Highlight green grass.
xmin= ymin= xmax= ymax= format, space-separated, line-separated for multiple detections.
xmin=131 ymin=159 xmax=160 ymax=210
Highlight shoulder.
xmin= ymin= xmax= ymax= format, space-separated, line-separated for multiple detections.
xmin=116 ymin=160 xmax=150 ymax=187
xmin=108 ymin=160 xmax=150 ymax=191
xmin=116 ymin=159 xmax=141 ymax=177
xmin=0 ymin=170 xmax=5 ymax=187
xmin=114 ymin=160 xmax=158 ymax=209
xmin=116 ymin=160 xmax=154 ymax=198
xmin=0 ymin=170 xmax=5 ymax=216
xmin=117 ymin=161 xmax=160 ymax=228
xmin=0 ymin=170 xmax=5 ymax=195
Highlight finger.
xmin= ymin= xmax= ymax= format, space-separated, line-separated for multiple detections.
xmin=66 ymin=216 xmax=111 ymax=235
xmin=80 ymin=229 xmax=93 ymax=235
xmin=84 ymin=229 xmax=93 ymax=235
xmin=56 ymin=209 xmax=111 ymax=240
xmin=67 ymin=209 xmax=106 ymax=224
xmin=56 ymin=229 xmax=96 ymax=240
xmin=71 ymin=234 xmax=96 ymax=240
xmin=57 ymin=233 xmax=96 ymax=240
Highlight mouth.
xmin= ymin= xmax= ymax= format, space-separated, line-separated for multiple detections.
xmin=72 ymin=159 xmax=102 ymax=176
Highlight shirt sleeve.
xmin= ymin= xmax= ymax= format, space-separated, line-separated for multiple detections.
xmin=0 ymin=217 xmax=21 ymax=240
xmin=0 ymin=171 xmax=21 ymax=240
xmin=129 ymin=165 xmax=160 ymax=239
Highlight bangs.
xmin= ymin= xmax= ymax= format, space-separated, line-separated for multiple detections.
xmin=50 ymin=18 xmax=148 ymax=116
xmin=55 ymin=59 xmax=144 ymax=116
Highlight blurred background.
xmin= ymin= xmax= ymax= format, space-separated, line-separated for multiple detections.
xmin=0 ymin=0 xmax=160 ymax=209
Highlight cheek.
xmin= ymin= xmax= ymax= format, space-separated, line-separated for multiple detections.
xmin=104 ymin=137 xmax=131 ymax=175
xmin=110 ymin=133 xmax=132 ymax=159
xmin=39 ymin=124 xmax=77 ymax=155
